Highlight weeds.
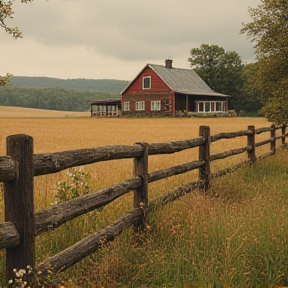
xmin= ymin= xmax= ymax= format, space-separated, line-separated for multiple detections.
xmin=53 ymin=168 xmax=91 ymax=204
xmin=4 ymin=266 xmax=65 ymax=288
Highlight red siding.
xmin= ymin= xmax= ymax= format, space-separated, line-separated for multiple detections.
xmin=123 ymin=66 xmax=172 ymax=95
xmin=121 ymin=66 xmax=173 ymax=115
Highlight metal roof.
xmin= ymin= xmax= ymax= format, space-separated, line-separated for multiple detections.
xmin=148 ymin=64 xmax=227 ymax=97
xmin=90 ymin=100 xmax=121 ymax=105
xmin=121 ymin=63 xmax=228 ymax=98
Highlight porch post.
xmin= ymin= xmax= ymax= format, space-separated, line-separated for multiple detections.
xmin=185 ymin=95 xmax=189 ymax=113
xmin=172 ymin=92 xmax=175 ymax=117
xmin=90 ymin=104 xmax=93 ymax=117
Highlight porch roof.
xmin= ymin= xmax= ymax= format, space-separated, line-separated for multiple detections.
xmin=90 ymin=100 xmax=121 ymax=106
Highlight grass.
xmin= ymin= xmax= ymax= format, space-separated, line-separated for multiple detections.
xmin=83 ymin=153 xmax=288 ymax=288
xmin=1 ymin=106 xmax=288 ymax=287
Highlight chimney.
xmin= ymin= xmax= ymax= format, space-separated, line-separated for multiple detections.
xmin=165 ymin=59 xmax=173 ymax=69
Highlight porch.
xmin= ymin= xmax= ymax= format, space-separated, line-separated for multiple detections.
xmin=90 ymin=100 xmax=121 ymax=117
xmin=174 ymin=93 xmax=228 ymax=114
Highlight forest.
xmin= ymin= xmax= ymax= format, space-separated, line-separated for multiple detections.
xmin=0 ymin=77 xmax=127 ymax=111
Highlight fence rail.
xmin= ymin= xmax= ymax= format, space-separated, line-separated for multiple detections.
xmin=0 ymin=124 xmax=287 ymax=282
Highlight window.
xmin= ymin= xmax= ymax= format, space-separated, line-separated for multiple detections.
xmin=136 ymin=101 xmax=145 ymax=111
xmin=123 ymin=101 xmax=130 ymax=111
xmin=211 ymin=102 xmax=215 ymax=112
xmin=216 ymin=102 xmax=223 ymax=112
xmin=142 ymin=76 xmax=151 ymax=90
xmin=151 ymin=100 xmax=161 ymax=111
xmin=198 ymin=102 xmax=204 ymax=112
xmin=197 ymin=101 xmax=226 ymax=113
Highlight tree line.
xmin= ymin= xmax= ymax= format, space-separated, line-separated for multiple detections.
xmin=0 ymin=86 xmax=120 ymax=111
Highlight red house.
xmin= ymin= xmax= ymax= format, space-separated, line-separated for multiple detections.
xmin=121 ymin=59 xmax=228 ymax=116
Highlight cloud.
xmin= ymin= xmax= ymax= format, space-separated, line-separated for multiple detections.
xmin=1 ymin=0 xmax=259 ymax=79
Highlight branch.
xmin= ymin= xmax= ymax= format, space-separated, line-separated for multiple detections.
xmin=0 ymin=73 xmax=12 ymax=87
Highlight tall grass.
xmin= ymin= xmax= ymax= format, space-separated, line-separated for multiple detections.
xmin=75 ymin=151 xmax=288 ymax=288
xmin=1 ymin=109 xmax=287 ymax=287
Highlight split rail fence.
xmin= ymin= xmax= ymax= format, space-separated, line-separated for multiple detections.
xmin=0 ymin=124 xmax=287 ymax=282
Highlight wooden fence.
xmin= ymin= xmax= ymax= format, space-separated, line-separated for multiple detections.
xmin=0 ymin=124 xmax=287 ymax=282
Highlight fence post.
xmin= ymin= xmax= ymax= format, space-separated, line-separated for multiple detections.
xmin=4 ymin=135 xmax=35 ymax=282
xmin=198 ymin=126 xmax=211 ymax=191
xmin=270 ymin=124 xmax=276 ymax=154
xmin=133 ymin=142 xmax=149 ymax=230
xmin=247 ymin=125 xmax=256 ymax=163
xmin=282 ymin=124 xmax=286 ymax=145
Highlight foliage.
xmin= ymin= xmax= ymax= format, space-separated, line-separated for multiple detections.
xmin=241 ymin=0 xmax=288 ymax=124
xmin=53 ymin=168 xmax=91 ymax=204
xmin=188 ymin=44 xmax=245 ymax=112
xmin=0 ymin=74 xmax=12 ymax=87
xmin=236 ymin=62 xmax=263 ymax=116
xmin=0 ymin=86 xmax=119 ymax=111
xmin=0 ymin=0 xmax=27 ymax=39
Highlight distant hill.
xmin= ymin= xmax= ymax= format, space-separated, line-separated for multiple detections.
xmin=10 ymin=76 xmax=129 ymax=94
xmin=0 ymin=76 xmax=130 ymax=112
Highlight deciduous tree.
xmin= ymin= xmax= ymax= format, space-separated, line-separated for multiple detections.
xmin=241 ymin=0 xmax=288 ymax=124
xmin=188 ymin=44 xmax=244 ymax=111
xmin=237 ymin=62 xmax=262 ymax=116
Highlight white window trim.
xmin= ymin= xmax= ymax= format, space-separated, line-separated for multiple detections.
xmin=197 ymin=101 xmax=226 ymax=113
xmin=151 ymin=100 xmax=161 ymax=111
xmin=123 ymin=101 xmax=130 ymax=111
xmin=142 ymin=76 xmax=151 ymax=90
xmin=136 ymin=101 xmax=145 ymax=111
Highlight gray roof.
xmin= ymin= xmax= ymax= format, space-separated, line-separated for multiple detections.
xmin=148 ymin=64 xmax=227 ymax=97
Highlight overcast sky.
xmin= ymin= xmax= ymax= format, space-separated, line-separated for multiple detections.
xmin=0 ymin=0 xmax=260 ymax=81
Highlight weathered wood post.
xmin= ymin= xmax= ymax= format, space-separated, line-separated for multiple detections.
xmin=247 ymin=125 xmax=256 ymax=163
xmin=133 ymin=142 xmax=149 ymax=230
xmin=198 ymin=126 xmax=211 ymax=192
xmin=270 ymin=124 xmax=276 ymax=155
xmin=282 ymin=124 xmax=286 ymax=145
xmin=4 ymin=135 xmax=35 ymax=282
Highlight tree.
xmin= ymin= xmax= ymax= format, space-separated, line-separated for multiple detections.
xmin=188 ymin=44 xmax=244 ymax=112
xmin=0 ymin=0 xmax=31 ymax=86
xmin=241 ymin=0 xmax=288 ymax=124
xmin=237 ymin=62 xmax=262 ymax=116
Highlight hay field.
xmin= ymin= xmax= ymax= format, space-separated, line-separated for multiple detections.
xmin=0 ymin=106 xmax=273 ymax=209
xmin=0 ymin=106 xmax=272 ymax=153
xmin=0 ymin=105 xmax=90 ymax=119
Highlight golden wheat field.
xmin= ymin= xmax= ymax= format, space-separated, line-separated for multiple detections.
xmin=0 ymin=105 xmax=275 ymax=210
